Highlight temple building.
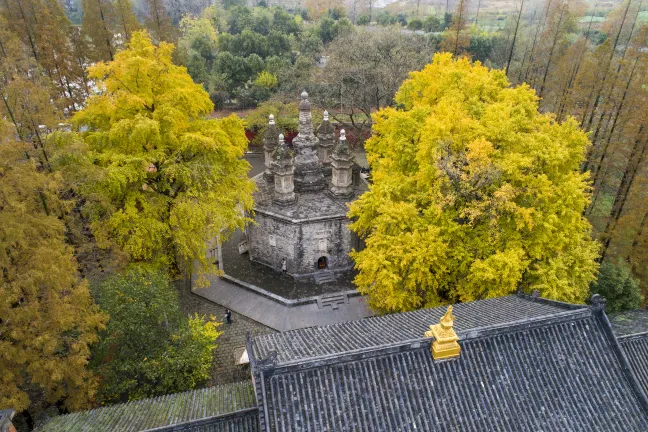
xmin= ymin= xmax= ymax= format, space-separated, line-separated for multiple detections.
xmin=38 ymin=293 xmax=648 ymax=431
xmin=245 ymin=91 xmax=365 ymax=279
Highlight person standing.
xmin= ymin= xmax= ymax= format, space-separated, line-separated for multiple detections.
xmin=225 ymin=309 xmax=232 ymax=325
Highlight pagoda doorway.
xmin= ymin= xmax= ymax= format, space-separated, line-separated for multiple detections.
xmin=317 ymin=256 xmax=328 ymax=270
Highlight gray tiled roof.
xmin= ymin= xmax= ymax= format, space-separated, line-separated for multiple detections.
xmin=619 ymin=333 xmax=648 ymax=398
xmin=40 ymin=382 xmax=257 ymax=432
xmin=609 ymin=309 xmax=648 ymax=336
xmin=165 ymin=411 xmax=259 ymax=432
xmin=259 ymin=312 xmax=648 ymax=431
xmin=252 ymin=294 xmax=583 ymax=365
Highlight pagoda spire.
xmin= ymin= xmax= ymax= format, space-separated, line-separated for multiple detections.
xmin=263 ymin=114 xmax=279 ymax=183
xmin=271 ymin=133 xmax=296 ymax=206
xmin=292 ymin=91 xmax=326 ymax=192
xmin=316 ymin=110 xmax=335 ymax=175
xmin=330 ymin=129 xmax=355 ymax=198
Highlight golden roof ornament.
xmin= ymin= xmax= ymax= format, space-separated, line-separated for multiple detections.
xmin=425 ymin=306 xmax=461 ymax=360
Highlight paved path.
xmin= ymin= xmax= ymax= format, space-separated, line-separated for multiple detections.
xmin=192 ymin=273 xmax=373 ymax=332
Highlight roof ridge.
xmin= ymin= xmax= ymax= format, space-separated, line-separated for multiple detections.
xmin=139 ymin=407 xmax=259 ymax=432
xmin=42 ymin=381 xmax=255 ymax=427
xmin=269 ymin=294 xmax=582 ymax=337
xmin=598 ymin=309 xmax=648 ymax=416
xmin=268 ymin=307 xmax=592 ymax=370
xmin=619 ymin=331 xmax=648 ymax=341
xmin=514 ymin=291 xmax=587 ymax=310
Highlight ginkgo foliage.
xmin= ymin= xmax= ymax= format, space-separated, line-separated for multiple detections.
xmin=72 ymin=31 xmax=254 ymax=276
xmin=349 ymin=53 xmax=599 ymax=313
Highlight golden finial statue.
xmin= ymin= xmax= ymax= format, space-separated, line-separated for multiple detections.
xmin=425 ymin=306 xmax=461 ymax=360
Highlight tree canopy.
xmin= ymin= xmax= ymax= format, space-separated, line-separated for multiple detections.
xmin=349 ymin=53 xmax=599 ymax=313
xmin=71 ymin=31 xmax=254 ymax=277
xmin=590 ymin=260 xmax=643 ymax=313
xmin=90 ymin=267 xmax=221 ymax=403
xmin=0 ymin=120 xmax=107 ymax=412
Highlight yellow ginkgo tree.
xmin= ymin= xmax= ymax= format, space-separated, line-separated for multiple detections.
xmin=71 ymin=30 xmax=254 ymax=276
xmin=349 ymin=53 xmax=599 ymax=313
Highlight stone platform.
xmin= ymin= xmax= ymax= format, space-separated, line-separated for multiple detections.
xmin=191 ymin=152 xmax=373 ymax=332
xmin=192 ymin=274 xmax=372 ymax=332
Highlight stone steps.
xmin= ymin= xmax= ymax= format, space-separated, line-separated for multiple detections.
xmin=314 ymin=270 xmax=337 ymax=285
xmin=317 ymin=293 xmax=349 ymax=310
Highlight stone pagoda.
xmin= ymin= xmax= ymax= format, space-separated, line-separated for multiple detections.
xmin=246 ymin=91 xmax=366 ymax=278
xmin=292 ymin=91 xmax=326 ymax=192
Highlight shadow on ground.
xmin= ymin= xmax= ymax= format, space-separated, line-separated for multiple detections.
xmin=221 ymin=230 xmax=356 ymax=299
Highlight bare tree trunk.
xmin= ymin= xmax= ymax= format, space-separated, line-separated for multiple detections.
xmin=587 ymin=0 xmax=642 ymax=139
xmin=538 ymin=4 xmax=567 ymax=97
xmin=521 ymin=0 xmax=552 ymax=83
xmin=474 ymin=0 xmax=482 ymax=24
xmin=555 ymin=6 xmax=597 ymax=120
xmin=628 ymin=211 xmax=647 ymax=267
xmin=505 ymin=0 xmax=524 ymax=76
xmin=600 ymin=128 xmax=648 ymax=261
xmin=95 ymin=0 xmax=114 ymax=61
xmin=582 ymin=0 xmax=633 ymax=130
xmin=586 ymin=56 xmax=639 ymax=183
xmin=15 ymin=0 xmax=40 ymax=61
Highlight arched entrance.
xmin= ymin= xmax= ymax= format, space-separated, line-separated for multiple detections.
xmin=317 ymin=256 xmax=328 ymax=270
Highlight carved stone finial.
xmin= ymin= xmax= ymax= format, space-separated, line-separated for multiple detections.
xmin=324 ymin=110 xmax=329 ymax=121
xmin=531 ymin=289 xmax=540 ymax=298
xmin=257 ymin=350 xmax=278 ymax=373
xmin=424 ymin=306 xmax=461 ymax=361
xmin=590 ymin=293 xmax=607 ymax=311
xmin=263 ymin=114 xmax=280 ymax=182
xmin=299 ymin=90 xmax=311 ymax=111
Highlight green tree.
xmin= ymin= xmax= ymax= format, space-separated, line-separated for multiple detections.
xmin=271 ymin=7 xmax=299 ymax=35
xmin=91 ymin=267 xmax=221 ymax=403
xmin=0 ymin=120 xmax=107 ymax=413
xmin=214 ymin=51 xmax=252 ymax=91
xmin=356 ymin=13 xmax=370 ymax=25
xmin=423 ymin=15 xmax=441 ymax=32
xmin=590 ymin=260 xmax=642 ymax=313
xmin=178 ymin=10 xmax=218 ymax=85
xmin=71 ymin=31 xmax=254 ymax=277
xmin=407 ymin=17 xmax=423 ymax=30
xmin=349 ymin=54 xmax=599 ymax=313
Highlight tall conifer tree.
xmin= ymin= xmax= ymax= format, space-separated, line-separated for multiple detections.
xmin=0 ymin=120 xmax=107 ymax=413
xmin=81 ymin=0 xmax=117 ymax=61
